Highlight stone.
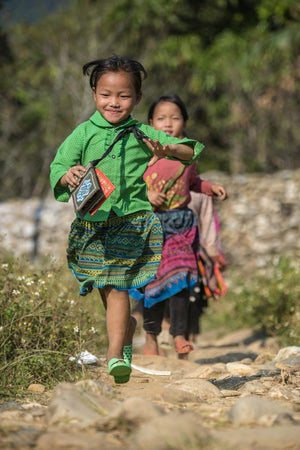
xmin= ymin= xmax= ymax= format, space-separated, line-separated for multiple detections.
xmin=274 ymin=346 xmax=300 ymax=361
xmin=170 ymin=379 xmax=222 ymax=400
xmin=212 ymin=426 xmax=300 ymax=450
xmin=154 ymin=387 xmax=200 ymax=404
xmin=28 ymin=383 xmax=46 ymax=393
xmin=36 ymin=430 xmax=121 ymax=450
xmin=46 ymin=382 xmax=118 ymax=426
xmin=228 ymin=395 xmax=293 ymax=425
xmin=226 ymin=362 xmax=257 ymax=376
xmin=130 ymin=413 xmax=217 ymax=450
xmin=239 ymin=380 xmax=268 ymax=396
xmin=104 ymin=397 xmax=163 ymax=430
xmin=186 ymin=363 xmax=227 ymax=379
xmin=268 ymin=386 xmax=300 ymax=402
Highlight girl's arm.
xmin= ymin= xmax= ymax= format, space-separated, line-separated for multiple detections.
xmin=166 ymin=143 xmax=194 ymax=161
xmin=143 ymin=138 xmax=194 ymax=166
xmin=190 ymin=164 xmax=228 ymax=200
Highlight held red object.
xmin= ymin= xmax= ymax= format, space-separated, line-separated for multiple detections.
xmin=89 ymin=168 xmax=116 ymax=215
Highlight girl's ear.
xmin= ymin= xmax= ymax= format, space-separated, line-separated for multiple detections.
xmin=149 ymin=119 xmax=153 ymax=126
xmin=92 ymin=87 xmax=96 ymax=101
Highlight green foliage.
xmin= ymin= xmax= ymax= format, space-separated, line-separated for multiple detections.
xmin=0 ymin=252 xmax=106 ymax=390
xmin=0 ymin=0 xmax=299 ymax=200
xmin=204 ymin=257 xmax=300 ymax=346
xmin=233 ymin=258 xmax=300 ymax=346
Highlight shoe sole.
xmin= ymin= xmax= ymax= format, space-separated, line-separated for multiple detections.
xmin=108 ymin=358 xmax=131 ymax=384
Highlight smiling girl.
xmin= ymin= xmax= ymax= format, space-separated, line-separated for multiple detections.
xmin=50 ymin=57 xmax=205 ymax=383
xmin=130 ymin=94 xmax=227 ymax=358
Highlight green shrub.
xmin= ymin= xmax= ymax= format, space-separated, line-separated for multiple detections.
xmin=0 ymin=252 xmax=106 ymax=392
xmin=219 ymin=257 xmax=300 ymax=346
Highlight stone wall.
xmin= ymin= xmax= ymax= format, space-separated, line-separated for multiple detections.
xmin=1 ymin=169 xmax=299 ymax=273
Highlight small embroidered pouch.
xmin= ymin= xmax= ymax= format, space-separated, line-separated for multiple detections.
xmin=71 ymin=163 xmax=114 ymax=218
xmin=70 ymin=126 xmax=148 ymax=218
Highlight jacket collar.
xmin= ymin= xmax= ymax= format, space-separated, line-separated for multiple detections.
xmin=89 ymin=111 xmax=139 ymax=130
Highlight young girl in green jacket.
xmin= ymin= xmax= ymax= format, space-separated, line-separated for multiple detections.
xmin=50 ymin=55 xmax=204 ymax=383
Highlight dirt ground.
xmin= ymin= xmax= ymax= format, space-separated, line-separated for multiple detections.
xmin=1 ymin=327 xmax=299 ymax=450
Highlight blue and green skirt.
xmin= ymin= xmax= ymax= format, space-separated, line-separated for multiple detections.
xmin=67 ymin=210 xmax=163 ymax=296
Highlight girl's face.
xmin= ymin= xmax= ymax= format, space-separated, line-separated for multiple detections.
xmin=93 ymin=71 xmax=142 ymax=126
xmin=149 ymin=101 xmax=186 ymax=138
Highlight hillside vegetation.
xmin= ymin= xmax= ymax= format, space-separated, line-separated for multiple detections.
xmin=0 ymin=0 xmax=299 ymax=201
xmin=0 ymin=251 xmax=299 ymax=395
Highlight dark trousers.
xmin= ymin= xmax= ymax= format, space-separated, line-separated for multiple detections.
xmin=143 ymin=289 xmax=190 ymax=338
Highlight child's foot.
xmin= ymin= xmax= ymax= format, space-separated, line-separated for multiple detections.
xmin=143 ymin=333 xmax=159 ymax=355
xmin=174 ymin=336 xmax=194 ymax=358
xmin=108 ymin=358 xmax=131 ymax=384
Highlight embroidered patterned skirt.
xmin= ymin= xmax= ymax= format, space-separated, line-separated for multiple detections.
xmin=129 ymin=208 xmax=200 ymax=308
xmin=67 ymin=210 xmax=163 ymax=296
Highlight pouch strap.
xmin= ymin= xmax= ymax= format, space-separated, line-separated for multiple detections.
xmin=90 ymin=126 xmax=149 ymax=167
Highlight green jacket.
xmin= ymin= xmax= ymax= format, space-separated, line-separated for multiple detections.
xmin=50 ymin=111 xmax=204 ymax=221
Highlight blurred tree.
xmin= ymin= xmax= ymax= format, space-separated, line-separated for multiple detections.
xmin=0 ymin=0 xmax=299 ymax=200
xmin=138 ymin=0 xmax=300 ymax=173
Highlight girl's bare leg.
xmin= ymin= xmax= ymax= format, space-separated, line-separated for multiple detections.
xmin=99 ymin=287 xmax=131 ymax=361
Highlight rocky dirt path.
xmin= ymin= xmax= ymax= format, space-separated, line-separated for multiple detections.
xmin=1 ymin=328 xmax=300 ymax=449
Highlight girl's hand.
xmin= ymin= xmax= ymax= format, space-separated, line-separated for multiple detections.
xmin=217 ymin=252 xmax=227 ymax=270
xmin=143 ymin=138 xmax=170 ymax=166
xmin=148 ymin=190 xmax=167 ymax=207
xmin=60 ymin=165 xmax=86 ymax=188
xmin=211 ymin=184 xmax=227 ymax=200
xmin=211 ymin=254 xmax=227 ymax=270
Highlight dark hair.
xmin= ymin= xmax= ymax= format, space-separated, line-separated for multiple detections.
xmin=147 ymin=94 xmax=189 ymax=123
xmin=82 ymin=55 xmax=147 ymax=94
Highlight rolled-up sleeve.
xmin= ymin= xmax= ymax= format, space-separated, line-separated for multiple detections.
xmin=142 ymin=125 xmax=205 ymax=166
